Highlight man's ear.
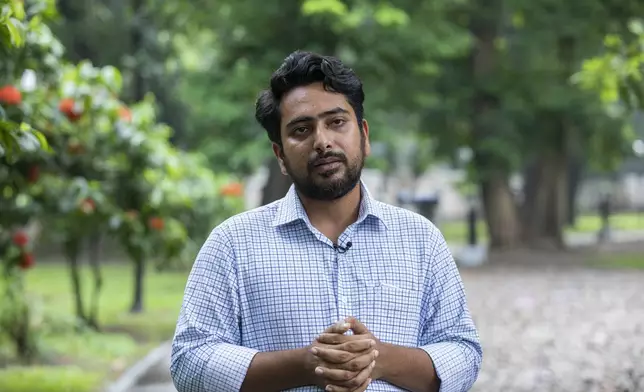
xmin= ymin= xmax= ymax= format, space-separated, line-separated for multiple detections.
xmin=272 ymin=143 xmax=288 ymax=176
xmin=362 ymin=119 xmax=371 ymax=157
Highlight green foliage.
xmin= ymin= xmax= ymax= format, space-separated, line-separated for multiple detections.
xmin=0 ymin=0 xmax=246 ymax=368
xmin=0 ymin=366 xmax=104 ymax=392
xmin=171 ymin=0 xmax=472 ymax=175
xmin=573 ymin=19 xmax=644 ymax=111
xmin=0 ymin=0 xmax=52 ymax=162
xmin=0 ymin=0 xmax=26 ymax=48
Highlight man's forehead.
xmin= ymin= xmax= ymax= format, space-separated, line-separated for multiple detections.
xmin=281 ymin=84 xmax=351 ymax=117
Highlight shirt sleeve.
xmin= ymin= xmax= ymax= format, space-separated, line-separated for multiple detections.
xmin=419 ymin=227 xmax=483 ymax=392
xmin=170 ymin=225 xmax=259 ymax=392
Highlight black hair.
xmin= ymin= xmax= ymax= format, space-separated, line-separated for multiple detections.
xmin=255 ymin=50 xmax=365 ymax=146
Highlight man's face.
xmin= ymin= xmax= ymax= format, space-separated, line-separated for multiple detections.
xmin=273 ymin=82 xmax=370 ymax=201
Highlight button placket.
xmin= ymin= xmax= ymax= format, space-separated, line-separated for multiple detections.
xmin=336 ymin=251 xmax=351 ymax=321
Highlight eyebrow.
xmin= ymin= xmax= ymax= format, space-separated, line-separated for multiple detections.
xmin=285 ymin=107 xmax=350 ymax=128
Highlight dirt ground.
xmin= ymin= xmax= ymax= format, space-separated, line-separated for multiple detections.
xmin=461 ymin=242 xmax=644 ymax=392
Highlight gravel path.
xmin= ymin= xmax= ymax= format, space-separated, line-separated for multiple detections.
xmin=463 ymin=264 xmax=644 ymax=392
xmin=127 ymin=250 xmax=644 ymax=392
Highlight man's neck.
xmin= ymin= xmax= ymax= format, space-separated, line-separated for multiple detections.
xmin=298 ymin=184 xmax=362 ymax=243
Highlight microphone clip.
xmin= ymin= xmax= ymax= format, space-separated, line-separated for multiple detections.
xmin=334 ymin=241 xmax=353 ymax=254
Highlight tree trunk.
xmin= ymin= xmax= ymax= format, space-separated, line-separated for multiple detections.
xmin=469 ymin=0 xmax=522 ymax=249
xmin=522 ymin=153 xmax=568 ymax=249
xmin=481 ymin=176 xmax=522 ymax=248
xmin=2 ymin=270 xmax=37 ymax=364
xmin=13 ymin=307 xmax=35 ymax=365
xmin=64 ymin=239 xmax=86 ymax=324
xmin=261 ymin=159 xmax=292 ymax=205
xmin=130 ymin=0 xmax=145 ymax=102
xmin=130 ymin=256 xmax=145 ymax=313
xmin=87 ymin=232 xmax=103 ymax=330
xmin=567 ymin=156 xmax=583 ymax=226
xmin=521 ymin=37 xmax=576 ymax=248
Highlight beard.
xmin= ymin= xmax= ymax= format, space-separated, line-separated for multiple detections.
xmin=281 ymin=141 xmax=365 ymax=201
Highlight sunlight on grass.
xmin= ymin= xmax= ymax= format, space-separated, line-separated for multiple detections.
xmin=41 ymin=331 xmax=142 ymax=365
xmin=438 ymin=212 xmax=644 ymax=244
xmin=589 ymin=253 xmax=644 ymax=270
xmin=573 ymin=212 xmax=644 ymax=233
xmin=25 ymin=263 xmax=189 ymax=338
xmin=438 ymin=220 xmax=488 ymax=244
xmin=0 ymin=262 xmax=190 ymax=391
xmin=0 ymin=365 xmax=104 ymax=392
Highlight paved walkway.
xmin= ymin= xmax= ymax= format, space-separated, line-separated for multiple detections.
xmin=125 ymin=232 xmax=644 ymax=392
xmin=465 ymin=265 xmax=644 ymax=392
xmin=128 ymin=353 xmax=175 ymax=392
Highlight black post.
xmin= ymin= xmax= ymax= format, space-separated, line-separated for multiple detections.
xmin=598 ymin=195 xmax=611 ymax=243
xmin=467 ymin=206 xmax=478 ymax=246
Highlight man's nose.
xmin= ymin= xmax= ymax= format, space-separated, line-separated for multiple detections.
xmin=312 ymin=125 xmax=332 ymax=152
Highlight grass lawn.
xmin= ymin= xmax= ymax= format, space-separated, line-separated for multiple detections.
xmin=438 ymin=212 xmax=644 ymax=244
xmin=0 ymin=262 xmax=190 ymax=392
xmin=588 ymin=253 xmax=644 ymax=270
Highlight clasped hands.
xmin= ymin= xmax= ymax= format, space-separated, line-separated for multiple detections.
xmin=307 ymin=317 xmax=381 ymax=392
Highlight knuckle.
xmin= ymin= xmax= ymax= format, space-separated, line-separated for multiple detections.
xmin=338 ymin=352 xmax=351 ymax=362
xmin=342 ymin=370 xmax=355 ymax=381
xmin=349 ymin=376 xmax=362 ymax=387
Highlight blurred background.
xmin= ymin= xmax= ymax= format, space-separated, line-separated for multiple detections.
xmin=1 ymin=0 xmax=643 ymax=391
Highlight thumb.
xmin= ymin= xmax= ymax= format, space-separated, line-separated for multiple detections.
xmin=346 ymin=317 xmax=369 ymax=334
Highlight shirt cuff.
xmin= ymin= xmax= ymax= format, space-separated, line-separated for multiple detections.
xmin=420 ymin=342 xmax=466 ymax=392
xmin=203 ymin=343 xmax=259 ymax=391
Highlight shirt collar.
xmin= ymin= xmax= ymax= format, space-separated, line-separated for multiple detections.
xmin=271 ymin=180 xmax=387 ymax=229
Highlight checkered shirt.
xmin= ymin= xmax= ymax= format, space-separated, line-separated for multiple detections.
xmin=170 ymin=182 xmax=482 ymax=392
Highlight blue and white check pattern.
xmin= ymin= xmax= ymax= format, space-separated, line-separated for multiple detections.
xmin=170 ymin=182 xmax=482 ymax=392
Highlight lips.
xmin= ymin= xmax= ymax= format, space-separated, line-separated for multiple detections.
xmin=314 ymin=157 xmax=343 ymax=167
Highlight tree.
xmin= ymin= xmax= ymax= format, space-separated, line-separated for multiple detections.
xmin=1 ymin=0 xmax=246 ymax=341
xmin=424 ymin=0 xmax=642 ymax=249
xmin=0 ymin=0 xmax=59 ymax=362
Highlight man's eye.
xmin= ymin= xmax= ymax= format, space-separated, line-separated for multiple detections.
xmin=331 ymin=119 xmax=346 ymax=126
xmin=293 ymin=127 xmax=308 ymax=134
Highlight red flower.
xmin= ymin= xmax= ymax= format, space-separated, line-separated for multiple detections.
xmin=220 ymin=182 xmax=244 ymax=197
xmin=12 ymin=231 xmax=29 ymax=247
xmin=19 ymin=253 xmax=35 ymax=270
xmin=59 ymin=98 xmax=82 ymax=122
xmin=118 ymin=106 xmax=132 ymax=122
xmin=27 ymin=165 xmax=40 ymax=183
xmin=0 ymin=85 xmax=22 ymax=106
xmin=148 ymin=217 xmax=164 ymax=231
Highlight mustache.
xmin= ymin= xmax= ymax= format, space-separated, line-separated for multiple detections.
xmin=308 ymin=151 xmax=347 ymax=168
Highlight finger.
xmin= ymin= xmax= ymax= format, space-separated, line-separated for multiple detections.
xmin=326 ymin=376 xmax=372 ymax=392
xmin=315 ymin=365 xmax=357 ymax=384
xmin=347 ymin=317 xmax=370 ymax=335
xmin=313 ymin=347 xmax=356 ymax=364
xmin=322 ymin=361 xmax=375 ymax=392
xmin=339 ymin=350 xmax=379 ymax=372
xmin=337 ymin=338 xmax=376 ymax=353
xmin=324 ymin=321 xmax=352 ymax=334
xmin=353 ymin=377 xmax=372 ymax=392
xmin=317 ymin=333 xmax=362 ymax=345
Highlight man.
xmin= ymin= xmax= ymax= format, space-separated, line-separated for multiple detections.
xmin=170 ymin=50 xmax=482 ymax=392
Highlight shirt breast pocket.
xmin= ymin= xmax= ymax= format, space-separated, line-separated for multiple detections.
xmin=356 ymin=263 xmax=423 ymax=346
